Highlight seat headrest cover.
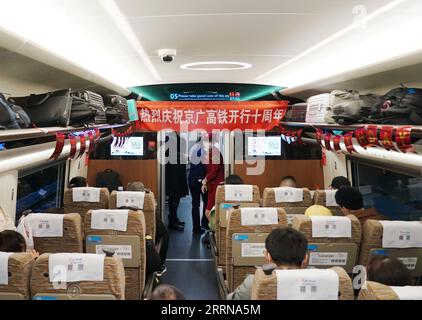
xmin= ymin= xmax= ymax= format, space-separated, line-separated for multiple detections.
xmin=90 ymin=210 xmax=129 ymax=232
xmin=225 ymin=185 xmax=253 ymax=201
xmin=273 ymin=187 xmax=303 ymax=203
xmin=0 ymin=252 xmax=13 ymax=285
xmin=72 ymin=187 xmax=101 ymax=203
xmin=379 ymin=221 xmax=422 ymax=248
xmin=324 ymin=190 xmax=338 ymax=207
xmin=240 ymin=208 xmax=278 ymax=226
xmin=116 ymin=191 xmax=145 ymax=210
xmin=48 ymin=253 xmax=104 ymax=283
xmin=310 ymin=216 xmax=352 ymax=238
xmin=390 ymin=286 xmax=422 ymax=300
xmin=276 ymin=269 xmax=339 ymax=300
xmin=27 ymin=214 xmax=64 ymax=237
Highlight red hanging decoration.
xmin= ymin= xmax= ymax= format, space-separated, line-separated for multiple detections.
xmin=68 ymin=135 xmax=77 ymax=159
xmin=316 ymin=129 xmax=324 ymax=147
xmin=379 ymin=126 xmax=396 ymax=151
xmin=343 ymin=132 xmax=356 ymax=153
xmin=296 ymin=129 xmax=303 ymax=145
xmin=395 ymin=127 xmax=414 ymax=153
xmin=50 ymin=133 xmax=66 ymax=160
xmin=324 ymin=133 xmax=332 ymax=151
xmin=333 ymin=135 xmax=342 ymax=152
xmin=87 ymin=131 xmax=96 ymax=153
xmin=366 ymin=125 xmax=379 ymax=146
xmin=78 ymin=134 xmax=87 ymax=158
xmin=355 ymin=127 xmax=369 ymax=149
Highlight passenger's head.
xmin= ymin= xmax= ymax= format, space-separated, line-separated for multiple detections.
xmin=366 ymin=256 xmax=412 ymax=286
xmin=127 ymin=181 xmax=146 ymax=192
xmin=280 ymin=176 xmax=297 ymax=188
xmin=330 ymin=176 xmax=351 ymax=190
xmin=150 ymin=284 xmax=186 ymax=300
xmin=305 ymin=205 xmax=333 ymax=217
xmin=0 ymin=230 xmax=26 ymax=252
xmin=335 ymin=186 xmax=363 ymax=215
xmin=265 ymin=227 xmax=308 ymax=268
xmin=224 ymin=175 xmax=244 ymax=185
xmin=68 ymin=176 xmax=87 ymax=188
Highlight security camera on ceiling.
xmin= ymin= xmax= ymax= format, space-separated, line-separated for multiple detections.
xmin=158 ymin=49 xmax=177 ymax=63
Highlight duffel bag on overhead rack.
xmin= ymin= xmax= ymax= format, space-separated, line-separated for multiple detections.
xmin=0 ymin=93 xmax=31 ymax=130
xmin=331 ymin=90 xmax=378 ymax=125
xmin=69 ymin=94 xmax=97 ymax=127
xmin=11 ymin=89 xmax=72 ymax=127
xmin=361 ymin=86 xmax=422 ymax=125
xmin=103 ymin=94 xmax=129 ymax=124
xmin=305 ymin=93 xmax=336 ymax=123
xmin=73 ymin=90 xmax=107 ymax=124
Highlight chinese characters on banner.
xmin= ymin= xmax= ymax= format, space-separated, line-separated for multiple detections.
xmin=135 ymin=101 xmax=288 ymax=132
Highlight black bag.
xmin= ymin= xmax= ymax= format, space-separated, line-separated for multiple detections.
xmin=11 ymin=89 xmax=72 ymax=127
xmin=361 ymin=87 xmax=422 ymax=124
xmin=74 ymin=91 xmax=107 ymax=124
xmin=0 ymin=93 xmax=31 ymax=129
xmin=103 ymin=95 xmax=129 ymax=124
xmin=69 ymin=95 xmax=97 ymax=127
xmin=145 ymin=237 xmax=161 ymax=277
xmin=95 ymin=169 xmax=122 ymax=192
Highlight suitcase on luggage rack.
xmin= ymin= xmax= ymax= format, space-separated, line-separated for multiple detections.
xmin=103 ymin=95 xmax=129 ymax=124
xmin=69 ymin=95 xmax=97 ymax=127
xmin=284 ymin=103 xmax=307 ymax=122
xmin=305 ymin=93 xmax=335 ymax=124
xmin=74 ymin=91 xmax=107 ymax=124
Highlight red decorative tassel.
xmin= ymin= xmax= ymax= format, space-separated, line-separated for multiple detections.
xmin=316 ymin=129 xmax=324 ymax=147
xmin=50 ymin=133 xmax=65 ymax=160
xmin=296 ymin=129 xmax=303 ymax=145
xmin=324 ymin=133 xmax=332 ymax=151
xmin=395 ymin=127 xmax=414 ymax=153
xmin=68 ymin=135 xmax=77 ymax=159
xmin=333 ymin=135 xmax=342 ymax=152
xmin=379 ymin=126 xmax=396 ymax=151
xmin=366 ymin=125 xmax=379 ymax=146
xmin=343 ymin=132 xmax=356 ymax=153
xmin=355 ymin=127 xmax=369 ymax=149
xmin=78 ymin=134 xmax=87 ymax=158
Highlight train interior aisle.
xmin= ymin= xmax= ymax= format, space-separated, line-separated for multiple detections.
xmin=161 ymin=197 xmax=220 ymax=300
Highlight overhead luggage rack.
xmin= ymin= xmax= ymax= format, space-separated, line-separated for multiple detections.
xmin=0 ymin=123 xmax=130 ymax=143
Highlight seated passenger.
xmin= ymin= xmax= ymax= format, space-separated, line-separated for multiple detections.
xmin=366 ymin=256 xmax=412 ymax=286
xmin=127 ymin=181 xmax=168 ymax=277
xmin=329 ymin=176 xmax=351 ymax=189
xmin=335 ymin=186 xmax=364 ymax=215
xmin=227 ymin=227 xmax=308 ymax=300
xmin=280 ymin=176 xmax=297 ymax=188
xmin=0 ymin=230 xmax=39 ymax=258
xmin=305 ymin=205 xmax=333 ymax=217
xmin=68 ymin=176 xmax=88 ymax=188
xmin=150 ymin=284 xmax=186 ymax=300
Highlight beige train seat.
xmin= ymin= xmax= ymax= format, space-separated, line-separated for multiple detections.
xmin=251 ymin=266 xmax=354 ymax=300
xmin=226 ymin=207 xmax=287 ymax=292
xmin=84 ymin=209 xmax=146 ymax=300
xmin=215 ymin=185 xmax=261 ymax=267
xmin=313 ymin=190 xmax=342 ymax=215
xmin=63 ymin=187 xmax=110 ymax=221
xmin=0 ymin=253 xmax=35 ymax=300
xmin=24 ymin=213 xmax=83 ymax=254
xmin=359 ymin=220 xmax=422 ymax=277
xmin=292 ymin=215 xmax=361 ymax=273
xmin=262 ymin=187 xmax=313 ymax=226
xmin=359 ymin=281 xmax=422 ymax=300
xmin=31 ymin=253 xmax=125 ymax=300
xmin=109 ymin=191 xmax=156 ymax=242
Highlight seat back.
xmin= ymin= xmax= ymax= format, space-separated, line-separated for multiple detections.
xmin=359 ymin=281 xmax=422 ymax=300
xmin=24 ymin=213 xmax=83 ymax=254
xmin=63 ymin=188 xmax=110 ymax=221
xmin=292 ymin=215 xmax=361 ymax=273
xmin=0 ymin=253 xmax=35 ymax=300
xmin=359 ymin=220 xmax=422 ymax=277
xmin=215 ymin=185 xmax=261 ymax=267
xmin=251 ymin=266 xmax=354 ymax=300
xmin=109 ymin=191 xmax=156 ymax=242
xmin=313 ymin=190 xmax=342 ymax=215
xmin=262 ymin=187 xmax=313 ymax=207
xmin=84 ymin=209 xmax=146 ymax=300
xmin=31 ymin=253 xmax=125 ymax=300
xmin=226 ymin=207 xmax=287 ymax=291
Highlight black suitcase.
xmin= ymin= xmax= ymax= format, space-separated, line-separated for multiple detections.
xmin=69 ymin=95 xmax=97 ymax=127
xmin=284 ymin=103 xmax=307 ymax=122
xmin=11 ymin=89 xmax=72 ymax=127
xmin=74 ymin=91 xmax=107 ymax=124
xmin=103 ymin=94 xmax=129 ymax=124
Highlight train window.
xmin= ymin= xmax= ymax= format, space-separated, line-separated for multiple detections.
xmin=16 ymin=162 xmax=66 ymax=224
xmin=352 ymin=162 xmax=422 ymax=221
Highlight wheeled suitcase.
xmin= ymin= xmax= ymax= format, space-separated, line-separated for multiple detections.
xmin=74 ymin=91 xmax=107 ymax=124
xmin=284 ymin=103 xmax=307 ymax=122
xmin=103 ymin=95 xmax=129 ymax=124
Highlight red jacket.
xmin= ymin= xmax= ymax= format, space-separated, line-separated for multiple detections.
xmin=206 ymin=147 xmax=225 ymax=187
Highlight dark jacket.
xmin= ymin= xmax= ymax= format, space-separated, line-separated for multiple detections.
xmin=188 ymin=145 xmax=206 ymax=184
xmin=165 ymin=152 xmax=189 ymax=197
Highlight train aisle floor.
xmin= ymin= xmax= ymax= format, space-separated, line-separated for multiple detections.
xmin=160 ymin=196 xmax=220 ymax=300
